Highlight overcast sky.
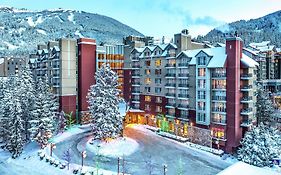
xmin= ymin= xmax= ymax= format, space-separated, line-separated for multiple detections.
xmin=1 ymin=0 xmax=281 ymax=38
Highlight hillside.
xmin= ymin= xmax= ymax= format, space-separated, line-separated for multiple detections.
xmin=0 ymin=7 xmax=143 ymax=56
xmin=197 ymin=10 xmax=281 ymax=47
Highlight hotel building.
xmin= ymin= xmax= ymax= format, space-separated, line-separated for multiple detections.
xmin=124 ymin=36 xmax=258 ymax=153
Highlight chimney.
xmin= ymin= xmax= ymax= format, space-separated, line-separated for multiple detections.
xmin=226 ymin=37 xmax=243 ymax=59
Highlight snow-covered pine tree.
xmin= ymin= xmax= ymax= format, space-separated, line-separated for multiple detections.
xmin=87 ymin=63 xmax=123 ymax=140
xmin=5 ymin=96 xmax=25 ymax=158
xmin=238 ymin=124 xmax=281 ymax=167
xmin=17 ymin=68 xmax=36 ymax=141
xmin=62 ymin=148 xmax=72 ymax=170
xmin=29 ymin=78 xmax=58 ymax=147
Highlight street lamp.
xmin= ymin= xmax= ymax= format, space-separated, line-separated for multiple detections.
xmin=163 ymin=164 xmax=168 ymax=175
xmin=81 ymin=151 xmax=87 ymax=167
xmin=50 ymin=143 xmax=56 ymax=157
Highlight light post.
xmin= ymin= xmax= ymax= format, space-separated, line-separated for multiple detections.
xmin=81 ymin=151 xmax=87 ymax=167
xmin=163 ymin=164 xmax=167 ymax=175
xmin=96 ymin=145 xmax=101 ymax=175
xmin=50 ymin=143 xmax=56 ymax=157
xmin=118 ymin=157 xmax=120 ymax=174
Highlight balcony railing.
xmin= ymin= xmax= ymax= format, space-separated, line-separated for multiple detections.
xmin=165 ymin=83 xmax=176 ymax=87
xmin=166 ymin=93 xmax=176 ymax=97
xmin=132 ymin=64 xmax=140 ymax=68
xmin=241 ymin=96 xmax=253 ymax=102
xmin=178 ymin=84 xmax=189 ymax=88
xmin=241 ymin=108 xmax=253 ymax=114
xmin=212 ymin=108 xmax=226 ymax=113
xmin=132 ymin=90 xmax=141 ymax=94
xmin=178 ymin=73 xmax=189 ymax=77
xmin=165 ymin=63 xmax=176 ymax=68
xmin=212 ymin=86 xmax=226 ymax=90
xmin=178 ymin=94 xmax=189 ymax=98
xmin=212 ymin=96 xmax=226 ymax=101
xmin=212 ymin=73 xmax=226 ymax=78
xmin=241 ymin=73 xmax=253 ymax=78
xmin=165 ymin=73 xmax=176 ymax=77
xmin=166 ymin=103 xmax=176 ymax=107
xmin=53 ymin=65 xmax=60 ymax=68
xmin=178 ymin=63 xmax=189 ymax=67
xmin=212 ymin=118 xmax=226 ymax=124
xmin=241 ymin=85 xmax=253 ymax=90
xmin=131 ymin=56 xmax=139 ymax=61
xmin=132 ymin=82 xmax=141 ymax=85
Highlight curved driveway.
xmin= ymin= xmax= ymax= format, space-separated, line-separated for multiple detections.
xmin=53 ymin=126 xmax=230 ymax=175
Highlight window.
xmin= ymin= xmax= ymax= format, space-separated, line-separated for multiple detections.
xmin=198 ymin=56 xmax=206 ymax=65
xmin=197 ymin=101 xmax=206 ymax=111
xmin=145 ymin=87 xmax=151 ymax=93
xmin=145 ymin=60 xmax=151 ymax=66
xmin=156 ymin=97 xmax=162 ymax=103
xmin=145 ymin=104 xmax=150 ymax=111
xmin=145 ymin=96 xmax=151 ymax=102
xmin=145 ymin=69 xmax=151 ymax=75
xmin=197 ymin=113 xmax=206 ymax=122
xmin=212 ymin=128 xmax=225 ymax=139
xmin=198 ymin=91 xmax=206 ymax=99
xmin=155 ymin=87 xmax=162 ymax=93
xmin=212 ymin=80 xmax=226 ymax=89
xmin=198 ymin=79 xmax=206 ymax=89
xmin=145 ymin=78 xmax=151 ymax=84
xmin=155 ymin=69 xmax=161 ymax=75
xmin=156 ymin=106 xmax=162 ymax=112
xmin=198 ymin=68 xmax=206 ymax=77
xmin=180 ymin=110 xmax=188 ymax=117
xmin=155 ymin=59 xmax=161 ymax=67
xmin=155 ymin=78 xmax=161 ymax=84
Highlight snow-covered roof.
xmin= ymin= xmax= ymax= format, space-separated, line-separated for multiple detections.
xmin=128 ymin=109 xmax=144 ymax=113
xmin=29 ymin=58 xmax=36 ymax=64
xmin=42 ymin=49 xmax=48 ymax=54
xmin=37 ymin=50 xmax=42 ymax=55
xmin=241 ymin=54 xmax=259 ymax=68
xmin=0 ymin=58 xmax=4 ymax=65
xmin=53 ymin=46 xmax=60 ymax=52
xmin=276 ymin=48 xmax=281 ymax=53
xmin=249 ymin=41 xmax=271 ymax=48
xmin=217 ymin=162 xmax=279 ymax=175
xmin=243 ymin=48 xmax=258 ymax=56
xmin=215 ymin=43 xmax=226 ymax=47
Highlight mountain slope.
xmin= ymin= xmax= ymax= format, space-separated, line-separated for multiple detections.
xmin=197 ymin=10 xmax=281 ymax=47
xmin=0 ymin=7 xmax=143 ymax=56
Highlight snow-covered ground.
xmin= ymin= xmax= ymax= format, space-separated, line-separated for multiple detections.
xmin=86 ymin=137 xmax=139 ymax=158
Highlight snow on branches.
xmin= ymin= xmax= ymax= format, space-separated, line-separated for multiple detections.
xmin=87 ymin=64 xmax=124 ymax=140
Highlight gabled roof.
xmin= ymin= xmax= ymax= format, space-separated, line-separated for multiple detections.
xmin=241 ymin=54 xmax=259 ymax=68
xmin=249 ymin=41 xmax=270 ymax=48
xmin=42 ymin=49 xmax=48 ymax=54
xmin=36 ymin=50 xmax=42 ymax=55
xmin=53 ymin=46 xmax=60 ymax=52
xmin=29 ymin=58 xmax=36 ymax=64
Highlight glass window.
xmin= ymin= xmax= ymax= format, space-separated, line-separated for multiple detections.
xmin=155 ymin=59 xmax=161 ymax=67
xmin=198 ymin=68 xmax=206 ymax=77
xmin=156 ymin=97 xmax=162 ymax=103
xmin=145 ymin=69 xmax=151 ymax=75
xmin=145 ymin=60 xmax=151 ymax=66
xmin=145 ymin=78 xmax=151 ymax=84
xmin=155 ymin=69 xmax=161 ymax=75
xmin=155 ymin=78 xmax=161 ymax=84
xmin=198 ymin=79 xmax=206 ymax=89
xmin=145 ymin=96 xmax=151 ymax=102
xmin=155 ymin=87 xmax=162 ymax=93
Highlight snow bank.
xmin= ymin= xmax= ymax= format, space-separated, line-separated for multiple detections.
xmin=52 ymin=125 xmax=91 ymax=143
xmin=4 ymin=41 xmax=18 ymax=50
xmin=37 ymin=29 xmax=47 ymax=35
xmin=68 ymin=13 xmax=76 ymax=24
xmin=86 ymin=137 xmax=139 ymax=158
xmin=74 ymin=30 xmax=83 ymax=38
xmin=217 ymin=162 xmax=279 ymax=175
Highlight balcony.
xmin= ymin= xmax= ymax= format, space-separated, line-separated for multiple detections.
xmin=241 ymin=73 xmax=253 ymax=79
xmin=132 ymin=90 xmax=141 ymax=94
xmin=165 ymin=83 xmax=176 ymax=88
xmin=211 ymin=118 xmax=227 ymax=125
xmin=178 ymin=63 xmax=189 ymax=67
xmin=212 ymin=86 xmax=226 ymax=90
xmin=165 ymin=64 xmax=176 ymax=68
xmin=165 ymin=73 xmax=176 ymax=78
xmin=212 ymin=73 xmax=226 ymax=78
xmin=178 ymin=84 xmax=189 ymax=89
xmin=132 ymin=64 xmax=140 ymax=69
xmin=166 ymin=103 xmax=176 ymax=108
xmin=178 ymin=104 xmax=189 ymax=109
xmin=178 ymin=73 xmax=189 ymax=78
xmin=212 ymin=108 xmax=226 ymax=113
xmin=212 ymin=96 xmax=226 ymax=101
xmin=241 ymin=96 xmax=253 ymax=103
xmin=241 ymin=108 xmax=253 ymax=115
xmin=240 ymin=85 xmax=253 ymax=91
xmin=132 ymin=82 xmax=141 ymax=86
xmin=178 ymin=94 xmax=189 ymax=99
xmin=166 ymin=93 xmax=176 ymax=98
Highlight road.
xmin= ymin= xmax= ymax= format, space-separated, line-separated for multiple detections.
xmin=53 ymin=126 xmax=230 ymax=175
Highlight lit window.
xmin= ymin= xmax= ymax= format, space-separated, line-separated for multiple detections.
xmin=145 ymin=78 xmax=151 ymax=84
xmin=155 ymin=59 xmax=161 ymax=67
xmin=145 ymin=96 xmax=151 ymax=102
xmin=156 ymin=106 xmax=162 ymax=112
xmin=145 ymin=69 xmax=151 ymax=75
xmin=145 ymin=104 xmax=150 ymax=111
xmin=198 ymin=68 xmax=206 ymax=77
xmin=156 ymin=97 xmax=162 ymax=103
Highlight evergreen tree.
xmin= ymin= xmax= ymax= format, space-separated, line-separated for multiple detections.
xmin=238 ymin=124 xmax=281 ymax=167
xmin=256 ymin=85 xmax=276 ymax=126
xmin=62 ymin=148 xmax=72 ymax=170
xmin=17 ymin=68 xmax=36 ymax=141
xmin=5 ymin=97 xmax=25 ymax=158
xmin=87 ymin=64 xmax=123 ymax=140
xmin=28 ymin=78 xmax=58 ymax=147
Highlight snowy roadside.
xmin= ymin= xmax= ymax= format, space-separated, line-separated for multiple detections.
xmin=129 ymin=124 xmax=238 ymax=165
xmin=0 ymin=124 xmax=128 ymax=175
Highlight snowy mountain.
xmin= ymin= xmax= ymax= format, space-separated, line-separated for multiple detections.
xmin=0 ymin=7 xmax=143 ymax=56
xmin=197 ymin=10 xmax=281 ymax=47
